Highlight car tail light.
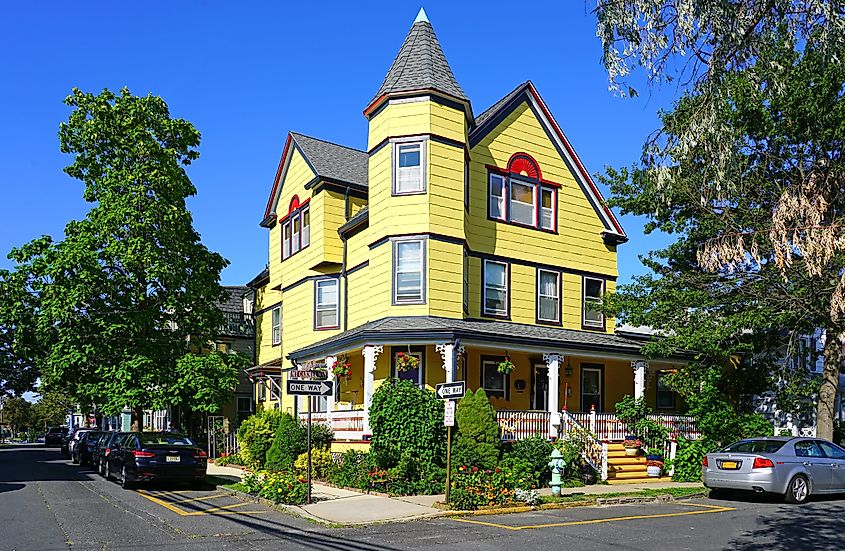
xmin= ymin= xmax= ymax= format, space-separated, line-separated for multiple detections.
xmin=753 ymin=457 xmax=775 ymax=469
xmin=702 ymin=456 xmax=708 ymax=467
xmin=133 ymin=450 xmax=156 ymax=458
xmin=193 ymin=450 xmax=208 ymax=459
xmin=105 ymin=448 xmax=110 ymax=455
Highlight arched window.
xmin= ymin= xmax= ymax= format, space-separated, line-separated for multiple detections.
xmin=281 ymin=195 xmax=310 ymax=260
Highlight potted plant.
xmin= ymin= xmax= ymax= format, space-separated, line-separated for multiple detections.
xmin=622 ymin=435 xmax=642 ymax=456
xmin=395 ymin=351 xmax=420 ymax=372
xmin=646 ymin=454 xmax=664 ymax=477
xmin=332 ymin=355 xmax=352 ymax=381
xmin=498 ymin=354 xmax=515 ymax=375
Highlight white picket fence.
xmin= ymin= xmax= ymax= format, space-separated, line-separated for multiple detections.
xmin=496 ymin=410 xmax=551 ymax=441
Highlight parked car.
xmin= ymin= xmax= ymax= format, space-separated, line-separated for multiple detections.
xmin=44 ymin=426 xmax=67 ymax=447
xmin=67 ymin=429 xmax=93 ymax=463
xmin=108 ymin=432 xmax=207 ymax=489
xmin=73 ymin=430 xmax=106 ymax=466
xmin=703 ymin=437 xmax=845 ymax=504
xmin=89 ymin=433 xmax=112 ymax=474
xmin=100 ymin=432 xmax=131 ymax=479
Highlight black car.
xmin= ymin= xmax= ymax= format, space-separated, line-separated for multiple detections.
xmin=45 ymin=426 xmax=67 ymax=447
xmin=100 ymin=432 xmax=131 ymax=478
xmin=89 ymin=433 xmax=112 ymax=474
xmin=108 ymin=432 xmax=207 ymax=489
xmin=73 ymin=430 xmax=106 ymax=466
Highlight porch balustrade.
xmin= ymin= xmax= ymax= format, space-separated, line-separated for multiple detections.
xmin=496 ymin=410 xmax=551 ymax=442
xmin=297 ymin=409 xmax=365 ymax=441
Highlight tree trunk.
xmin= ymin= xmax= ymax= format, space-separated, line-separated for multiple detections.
xmin=817 ymin=331 xmax=840 ymax=441
xmin=130 ymin=406 xmax=144 ymax=432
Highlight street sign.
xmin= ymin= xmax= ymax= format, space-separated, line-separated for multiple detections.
xmin=287 ymin=379 xmax=334 ymax=396
xmin=444 ymin=400 xmax=455 ymax=427
xmin=290 ymin=369 xmax=327 ymax=380
xmin=436 ymin=381 xmax=466 ymax=400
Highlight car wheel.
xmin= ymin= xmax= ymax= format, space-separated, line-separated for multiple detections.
xmin=99 ymin=461 xmax=105 ymax=477
xmin=121 ymin=466 xmax=133 ymax=490
xmin=784 ymin=475 xmax=810 ymax=504
xmin=105 ymin=463 xmax=113 ymax=481
xmin=71 ymin=452 xmax=79 ymax=465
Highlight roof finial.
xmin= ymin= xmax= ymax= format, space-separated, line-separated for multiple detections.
xmin=414 ymin=7 xmax=429 ymax=24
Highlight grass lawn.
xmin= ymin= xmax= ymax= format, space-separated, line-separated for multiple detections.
xmin=540 ymin=486 xmax=706 ymax=505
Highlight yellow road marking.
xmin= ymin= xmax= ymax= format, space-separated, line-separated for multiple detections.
xmin=136 ymin=490 xmax=268 ymax=516
xmin=186 ymin=502 xmax=251 ymax=515
xmin=136 ymin=490 xmax=190 ymax=516
xmin=165 ymin=493 xmax=230 ymax=504
xmin=451 ymin=502 xmax=735 ymax=531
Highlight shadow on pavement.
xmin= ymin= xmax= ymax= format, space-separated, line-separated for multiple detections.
xmin=0 ymin=483 xmax=26 ymax=494
xmin=0 ymin=445 xmax=98 ymax=484
xmin=729 ymin=500 xmax=845 ymax=550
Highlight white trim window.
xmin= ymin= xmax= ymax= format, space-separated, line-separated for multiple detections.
xmin=483 ymin=260 xmax=508 ymax=317
xmin=583 ymin=277 xmax=605 ymax=328
xmin=393 ymin=141 xmax=425 ymax=194
xmin=540 ymin=187 xmax=555 ymax=230
xmin=315 ymin=279 xmax=339 ymax=329
xmin=282 ymin=205 xmax=310 ymax=260
xmin=481 ymin=358 xmax=507 ymax=398
xmin=489 ymin=174 xmax=506 ymax=220
xmin=271 ymin=306 xmax=281 ymax=345
xmin=509 ymin=179 xmax=536 ymax=225
xmin=537 ymin=269 xmax=560 ymax=323
xmin=393 ymin=239 xmax=425 ymax=304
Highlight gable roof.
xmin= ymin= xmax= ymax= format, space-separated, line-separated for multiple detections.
xmin=216 ymin=286 xmax=251 ymax=313
xmin=367 ymin=9 xmax=468 ymax=110
xmin=470 ymin=81 xmax=627 ymax=243
xmin=261 ymin=132 xmax=368 ymax=226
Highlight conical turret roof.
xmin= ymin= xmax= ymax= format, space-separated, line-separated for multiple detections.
xmin=369 ymin=9 xmax=468 ymax=106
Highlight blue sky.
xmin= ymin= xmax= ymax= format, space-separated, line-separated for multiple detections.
xmin=0 ymin=1 xmax=675 ymax=287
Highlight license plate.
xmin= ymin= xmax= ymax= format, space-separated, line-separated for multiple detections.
xmin=720 ymin=461 xmax=739 ymax=470
xmin=166 ymin=456 xmax=180 ymax=463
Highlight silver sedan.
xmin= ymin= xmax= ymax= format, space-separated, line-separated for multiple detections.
xmin=702 ymin=437 xmax=845 ymax=504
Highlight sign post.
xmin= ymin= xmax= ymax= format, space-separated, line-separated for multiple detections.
xmin=436 ymin=382 xmax=463 ymax=504
xmin=287 ymin=378 xmax=333 ymax=505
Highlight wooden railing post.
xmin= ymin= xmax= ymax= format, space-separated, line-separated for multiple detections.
xmin=601 ymin=442 xmax=608 ymax=481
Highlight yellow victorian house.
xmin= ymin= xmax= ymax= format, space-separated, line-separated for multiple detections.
xmin=245 ymin=10 xmax=696 ymax=480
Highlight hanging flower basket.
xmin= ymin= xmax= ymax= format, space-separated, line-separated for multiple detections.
xmin=395 ymin=351 xmax=420 ymax=372
xmin=332 ymin=355 xmax=352 ymax=381
xmin=497 ymin=354 xmax=515 ymax=375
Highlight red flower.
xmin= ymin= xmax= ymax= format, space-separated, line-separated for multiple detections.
xmin=471 ymin=466 xmax=478 ymax=473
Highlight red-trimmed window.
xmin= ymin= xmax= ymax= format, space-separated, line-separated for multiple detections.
xmin=281 ymin=197 xmax=310 ymax=261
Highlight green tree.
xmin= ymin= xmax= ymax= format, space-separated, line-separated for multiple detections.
xmin=369 ymin=378 xmax=446 ymax=468
xmin=237 ymin=408 xmax=282 ymax=469
xmin=30 ymin=390 xmax=74 ymax=429
xmin=2 ymin=396 xmax=32 ymax=435
xmin=265 ymin=412 xmax=306 ymax=472
xmin=595 ymin=2 xmax=845 ymax=439
xmin=453 ymin=389 xmax=501 ymax=470
xmin=13 ymin=88 xmax=228 ymax=430
xmin=169 ymin=351 xmax=246 ymax=436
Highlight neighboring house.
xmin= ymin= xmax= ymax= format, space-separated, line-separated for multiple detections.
xmin=754 ymin=329 xmax=845 ymax=436
xmin=245 ymin=10 xmax=691 ymax=459
xmin=146 ymin=286 xmax=256 ymax=434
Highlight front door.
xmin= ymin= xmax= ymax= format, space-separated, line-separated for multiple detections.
xmin=581 ymin=365 xmax=603 ymax=412
xmin=532 ymin=365 xmax=548 ymax=410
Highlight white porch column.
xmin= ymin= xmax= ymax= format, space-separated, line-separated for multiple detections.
xmin=325 ymin=355 xmax=337 ymax=427
xmin=362 ymin=345 xmax=383 ymax=437
xmin=543 ymin=353 xmax=562 ymax=439
xmin=632 ymin=360 xmax=648 ymax=400
xmin=436 ymin=343 xmax=458 ymax=383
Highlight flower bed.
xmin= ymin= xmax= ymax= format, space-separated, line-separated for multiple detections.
xmin=241 ymin=470 xmax=308 ymax=505
xmin=450 ymin=465 xmax=520 ymax=510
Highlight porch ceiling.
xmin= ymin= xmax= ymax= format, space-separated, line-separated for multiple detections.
xmin=287 ymin=315 xmax=686 ymax=362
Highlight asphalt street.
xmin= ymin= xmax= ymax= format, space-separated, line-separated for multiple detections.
xmin=2 ymin=444 xmax=845 ymax=550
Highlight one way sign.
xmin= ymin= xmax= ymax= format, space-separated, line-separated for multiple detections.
xmin=436 ymin=381 xmax=466 ymax=400
xmin=287 ymin=379 xmax=334 ymax=396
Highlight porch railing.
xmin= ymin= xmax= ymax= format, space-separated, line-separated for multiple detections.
xmin=560 ymin=410 xmax=608 ymax=480
xmin=496 ymin=410 xmax=551 ymax=442
xmin=331 ymin=409 xmax=365 ymax=441
xmin=647 ymin=414 xmax=701 ymax=440
xmin=208 ymin=432 xmax=239 ymax=459
xmin=567 ymin=411 xmax=700 ymax=442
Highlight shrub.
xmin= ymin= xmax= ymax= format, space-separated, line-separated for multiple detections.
xmin=214 ymin=453 xmax=244 ymax=467
xmin=450 ymin=465 xmax=516 ymax=510
xmin=265 ymin=413 xmax=306 ymax=472
xmin=555 ymin=434 xmax=594 ymax=486
xmin=237 ymin=409 xmax=283 ymax=469
xmin=500 ymin=436 xmax=554 ymax=488
xmin=294 ymin=448 xmax=335 ymax=480
xmin=672 ymin=436 xmax=708 ymax=482
xmin=308 ymin=422 xmax=334 ymax=450
xmin=370 ymin=378 xmax=445 ymax=468
xmin=371 ymin=452 xmax=446 ymax=495
xmin=328 ymin=449 xmax=371 ymax=490
xmin=242 ymin=470 xmax=308 ymax=504
xmin=453 ymin=389 xmax=501 ymax=470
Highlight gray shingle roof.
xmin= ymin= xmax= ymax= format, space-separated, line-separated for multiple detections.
xmin=369 ymin=17 xmax=468 ymax=105
xmin=474 ymin=81 xmax=531 ymax=129
xmin=216 ymin=286 xmax=251 ymax=313
xmin=289 ymin=315 xmax=653 ymax=360
xmin=290 ymin=132 xmax=368 ymax=188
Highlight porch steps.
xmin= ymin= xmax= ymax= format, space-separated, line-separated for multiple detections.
xmin=606 ymin=446 xmax=663 ymax=484
xmin=606 ymin=476 xmax=674 ymax=485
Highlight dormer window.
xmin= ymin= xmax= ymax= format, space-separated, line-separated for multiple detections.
xmin=393 ymin=140 xmax=426 ymax=195
xmin=281 ymin=196 xmax=310 ymax=260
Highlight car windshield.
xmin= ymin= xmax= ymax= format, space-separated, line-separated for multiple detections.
xmin=722 ymin=440 xmax=786 ymax=454
xmin=48 ymin=427 xmax=64 ymax=434
xmin=139 ymin=433 xmax=194 ymax=446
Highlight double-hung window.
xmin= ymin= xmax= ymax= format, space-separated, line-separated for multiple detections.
xmin=483 ymin=260 xmax=508 ymax=317
xmin=656 ymin=372 xmax=675 ymax=409
xmin=393 ymin=239 xmax=425 ymax=304
xmin=315 ymin=279 xmax=339 ymax=329
xmin=537 ymin=269 xmax=560 ymax=324
xmin=487 ymin=173 xmax=557 ymax=231
xmin=271 ymin=306 xmax=281 ymax=345
xmin=583 ymin=277 xmax=605 ymax=328
xmin=481 ymin=357 xmax=508 ymax=398
xmin=281 ymin=205 xmax=310 ymax=260
xmin=393 ymin=141 xmax=425 ymax=194
xmin=392 ymin=346 xmax=425 ymax=387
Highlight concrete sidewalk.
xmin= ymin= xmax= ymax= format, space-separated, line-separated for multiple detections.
xmin=207 ymin=463 xmax=704 ymax=525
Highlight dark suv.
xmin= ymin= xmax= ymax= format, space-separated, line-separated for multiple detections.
xmin=45 ymin=426 xmax=67 ymax=447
